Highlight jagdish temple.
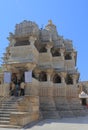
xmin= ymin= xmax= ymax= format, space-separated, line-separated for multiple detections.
xmin=0 ymin=20 xmax=88 ymax=128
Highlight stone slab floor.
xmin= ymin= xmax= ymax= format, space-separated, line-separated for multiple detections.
xmin=0 ymin=116 xmax=88 ymax=130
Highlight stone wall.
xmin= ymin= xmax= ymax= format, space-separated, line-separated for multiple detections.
xmin=10 ymin=96 xmax=39 ymax=126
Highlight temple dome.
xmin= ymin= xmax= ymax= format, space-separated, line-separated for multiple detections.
xmin=15 ymin=20 xmax=39 ymax=37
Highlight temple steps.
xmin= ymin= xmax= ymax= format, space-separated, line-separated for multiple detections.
xmin=0 ymin=96 xmax=22 ymax=128
xmin=40 ymin=97 xmax=88 ymax=119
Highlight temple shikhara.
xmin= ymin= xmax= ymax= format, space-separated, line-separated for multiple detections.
xmin=0 ymin=20 xmax=88 ymax=128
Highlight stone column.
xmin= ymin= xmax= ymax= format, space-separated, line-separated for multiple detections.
xmin=61 ymin=72 xmax=66 ymax=85
xmin=72 ymin=74 xmax=78 ymax=86
xmin=60 ymin=48 xmax=65 ymax=60
xmin=71 ymin=52 xmax=75 ymax=60
xmin=60 ymin=72 xmax=67 ymax=97
xmin=34 ymin=69 xmax=40 ymax=80
xmin=29 ymin=36 xmax=36 ymax=46
xmin=46 ymin=43 xmax=53 ymax=54
xmin=47 ymin=73 xmax=51 ymax=82
xmin=47 ymin=69 xmax=53 ymax=82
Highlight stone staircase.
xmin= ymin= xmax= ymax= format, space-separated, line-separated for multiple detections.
xmin=68 ymin=98 xmax=88 ymax=117
xmin=0 ymin=95 xmax=40 ymax=128
xmin=0 ymin=96 xmax=23 ymax=128
xmin=40 ymin=97 xmax=88 ymax=119
xmin=55 ymin=97 xmax=88 ymax=118
xmin=40 ymin=97 xmax=60 ymax=119
xmin=54 ymin=97 xmax=74 ymax=118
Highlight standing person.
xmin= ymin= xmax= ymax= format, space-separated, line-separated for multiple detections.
xmin=15 ymin=79 xmax=21 ymax=96
xmin=10 ymin=82 xmax=15 ymax=96
xmin=20 ymin=81 xmax=25 ymax=96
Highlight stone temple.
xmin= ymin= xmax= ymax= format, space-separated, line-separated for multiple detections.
xmin=0 ymin=20 xmax=88 ymax=128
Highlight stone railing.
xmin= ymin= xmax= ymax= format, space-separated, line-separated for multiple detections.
xmin=39 ymin=82 xmax=79 ymax=97
xmin=53 ymin=86 xmax=66 ymax=97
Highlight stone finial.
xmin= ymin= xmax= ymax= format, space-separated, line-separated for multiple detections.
xmin=48 ymin=20 xmax=53 ymax=25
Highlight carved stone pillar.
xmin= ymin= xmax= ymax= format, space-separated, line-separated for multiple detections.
xmin=71 ymin=52 xmax=75 ymax=60
xmin=29 ymin=36 xmax=36 ymax=46
xmin=72 ymin=74 xmax=78 ymax=86
xmin=46 ymin=43 xmax=53 ymax=53
xmin=60 ymin=48 xmax=65 ymax=59
xmin=47 ymin=73 xmax=51 ymax=82
xmin=34 ymin=69 xmax=40 ymax=80
xmin=47 ymin=69 xmax=53 ymax=83
xmin=60 ymin=72 xmax=66 ymax=85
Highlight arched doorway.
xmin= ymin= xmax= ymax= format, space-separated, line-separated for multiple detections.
xmin=39 ymin=71 xmax=47 ymax=81
xmin=66 ymin=74 xmax=73 ymax=85
xmin=81 ymin=98 xmax=87 ymax=106
xmin=53 ymin=74 xmax=61 ymax=83
xmin=51 ymin=48 xmax=61 ymax=57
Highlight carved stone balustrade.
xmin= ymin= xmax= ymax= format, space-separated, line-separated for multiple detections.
xmin=8 ymin=45 xmax=39 ymax=64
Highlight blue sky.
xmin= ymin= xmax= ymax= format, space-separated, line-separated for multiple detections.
xmin=0 ymin=0 xmax=88 ymax=81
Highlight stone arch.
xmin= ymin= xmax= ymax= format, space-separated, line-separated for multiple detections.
xmin=39 ymin=46 xmax=47 ymax=53
xmin=51 ymin=48 xmax=61 ymax=57
xmin=65 ymin=53 xmax=72 ymax=60
xmin=53 ymin=74 xmax=61 ymax=83
xmin=39 ymin=71 xmax=47 ymax=81
xmin=65 ymin=74 xmax=73 ymax=85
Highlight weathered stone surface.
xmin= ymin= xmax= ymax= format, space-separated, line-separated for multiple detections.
xmin=0 ymin=20 xmax=87 ymax=128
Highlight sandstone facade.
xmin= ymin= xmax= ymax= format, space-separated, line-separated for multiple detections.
xmin=0 ymin=20 xmax=87 ymax=127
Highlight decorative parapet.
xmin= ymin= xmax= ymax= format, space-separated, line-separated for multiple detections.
xmin=7 ymin=45 xmax=39 ymax=64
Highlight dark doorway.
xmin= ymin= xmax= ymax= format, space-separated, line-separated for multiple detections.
xmin=81 ymin=98 xmax=87 ymax=106
xmin=39 ymin=71 xmax=47 ymax=81
xmin=53 ymin=74 xmax=61 ymax=83
xmin=65 ymin=74 xmax=73 ymax=85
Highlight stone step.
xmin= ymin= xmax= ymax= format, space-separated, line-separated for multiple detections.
xmin=41 ymin=111 xmax=59 ymax=119
xmin=0 ymin=124 xmax=21 ymax=128
xmin=0 ymin=113 xmax=10 ymax=117
xmin=72 ymin=110 xmax=87 ymax=116
xmin=58 ymin=110 xmax=74 ymax=118
xmin=0 ymin=96 xmax=24 ymax=128
xmin=0 ymin=120 xmax=9 ymax=125
xmin=40 ymin=107 xmax=56 ymax=111
xmin=0 ymin=108 xmax=17 ymax=111
xmin=0 ymin=117 xmax=10 ymax=121
xmin=0 ymin=105 xmax=16 ymax=109
xmin=1 ymin=102 xmax=16 ymax=104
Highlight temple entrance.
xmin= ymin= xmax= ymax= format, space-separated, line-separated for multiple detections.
xmin=10 ymin=68 xmax=26 ymax=97
xmin=81 ymin=98 xmax=87 ymax=106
